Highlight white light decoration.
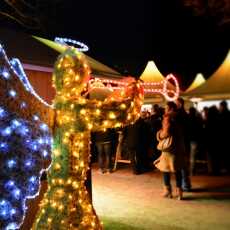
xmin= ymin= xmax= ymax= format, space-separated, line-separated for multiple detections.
xmin=10 ymin=58 xmax=52 ymax=108
xmin=162 ymin=74 xmax=180 ymax=101
xmin=0 ymin=45 xmax=52 ymax=108
xmin=2 ymin=127 xmax=12 ymax=136
xmin=7 ymin=159 xmax=16 ymax=168
xmin=2 ymin=69 xmax=10 ymax=79
xmin=11 ymin=119 xmax=21 ymax=128
xmin=20 ymin=102 xmax=27 ymax=109
xmin=29 ymin=176 xmax=36 ymax=183
xmin=89 ymin=74 xmax=180 ymax=101
xmin=40 ymin=123 xmax=48 ymax=131
xmin=0 ymin=107 xmax=6 ymax=118
xmin=6 ymin=223 xmax=18 ymax=230
xmin=55 ymin=37 xmax=89 ymax=52
xmin=9 ymin=89 xmax=17 ymax=97
xmin=42 ymin=150 xmax=48 ymax=157
xmin=33 ymin=115 xmax=39 ymax=121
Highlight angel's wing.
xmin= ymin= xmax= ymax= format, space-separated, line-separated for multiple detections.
xmin=0 ymin=44 xmax=54 ymax=127
xmin=0 ymin=44 xmax=53 ymax=230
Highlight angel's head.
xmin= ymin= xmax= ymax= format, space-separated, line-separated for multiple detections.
xmin=53 ymin=48 xmax=90 ymax=100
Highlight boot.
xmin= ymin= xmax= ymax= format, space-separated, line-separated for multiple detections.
xmin=162 ymin=186 xmax=173 ymax=198
xmin=176 ymin=187 xmax=183 ymax=200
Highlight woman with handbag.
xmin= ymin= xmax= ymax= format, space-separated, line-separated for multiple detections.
xmin=154 ymin=101 xmax=186 ymax=200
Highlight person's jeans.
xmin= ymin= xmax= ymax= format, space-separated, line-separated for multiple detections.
xmin=96 ymin=142 xmax=112 ymax=171
xmin=129 ymin=149 xmax=142 ymax=174
xmin=163 ymin=171 xmax=182 ymax=188
xmin=190 ymin=141 xmax=198 ymax=175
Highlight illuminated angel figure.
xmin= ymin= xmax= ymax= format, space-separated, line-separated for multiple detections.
xmin=0 ymin=44 xmax=143 ymax=229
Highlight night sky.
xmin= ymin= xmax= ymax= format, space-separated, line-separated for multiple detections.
xmin=1 ymin=0 xmax=229 ymax=89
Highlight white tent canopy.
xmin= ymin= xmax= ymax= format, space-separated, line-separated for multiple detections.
xmin=185 ymin=73 xmax=206 ymax=92
xmin=139 ymin=61 xmax=177 ymax=103
xmin=184 ymin=50 xmax=230 ymax=100
xmin=140 ymin=61 xmax=165 ymax=83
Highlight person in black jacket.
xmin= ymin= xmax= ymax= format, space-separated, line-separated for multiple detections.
xmin=149 ymin=104 xmax=162 ymax=163
xmin=204 ymin=106 xmax=221 ymax=175
xmin=188 ymin=107 xmax=203 ymax=175
xmin=94 ymin=128 xmax=117 ymax=174
xmin=122 ymin=116 xmax=150 ymax=174
xmin=219 ymin=101 xmax=230 ymax=173
xmin=176 ymin=97 xmax=192 ymax=191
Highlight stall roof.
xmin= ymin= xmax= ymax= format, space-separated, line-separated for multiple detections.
xmin=139 ymin=60 xmax=177 ymax=103
xmin=0 ymin=27 xmax=122 ymax=78
xmin=140 ymin=61 xmax=165 ymax=83
xmin=183 ymin=50 xmax=230 ymax=100
xmin=185 ymin=73 xmax=206 ymax=92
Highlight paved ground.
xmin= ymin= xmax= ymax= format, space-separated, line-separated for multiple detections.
xmin=92 ymin=164 xmax=230 ymax=230
xmin=21 ymin=164 xmax=230 ymax=230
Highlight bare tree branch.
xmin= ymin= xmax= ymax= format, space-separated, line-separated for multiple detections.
xmin=0 ymin=11 xmax=40 ymax=29
xmin=0 ymin=0 xmax=64 ymax=30
xmin=0 ymin=0 xmax=41 ymax=29
xmin=182 ymin=0 xmax=230 ymax=26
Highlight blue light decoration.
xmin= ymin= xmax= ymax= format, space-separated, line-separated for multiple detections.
xmin=1 ymin=127 xmax=12 ymax=136
xmin=0 ymin=142 xmax=8 ymax=153
xmin=0 ymin=44 xmax=52 ymax=229
xmin=7 ymin=159 xmax=16 ymax=168
xmin=0 ymin=107 xmax=6 ymax=118
xmin=39 ymin=123 xmax=48 ymax=131
xmin=0 ymin=107 xmax=52 ymax=229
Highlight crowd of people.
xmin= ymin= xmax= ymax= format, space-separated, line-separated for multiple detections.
xmin=92 ymin=98 xmax=230 ymax=199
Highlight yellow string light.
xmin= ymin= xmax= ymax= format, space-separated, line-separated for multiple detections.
xmin=32 ymin=48 xmax=144 ymax=230
xmin=108 ymin=112 xmax=116 ymax=119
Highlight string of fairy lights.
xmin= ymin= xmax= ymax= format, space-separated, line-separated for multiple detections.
xmin=32 ymin=47 xmax=144 ymax=229
xmin=52 ymin=37 xmax=180 ymax=102
xmin=0 ymin=44 xmax=52 ymax=108
xmin=0 ymin=44 xmax=52 ymax=230
xmin=54 ymin=37 xmax=89 ymax=52
xmin=0 ymin=37 xmax=179 ymax=230
xmin=9 ymin=50 xmax=179 ymax=104
xmin=88 ymin=73 xmax=180 ymax=101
